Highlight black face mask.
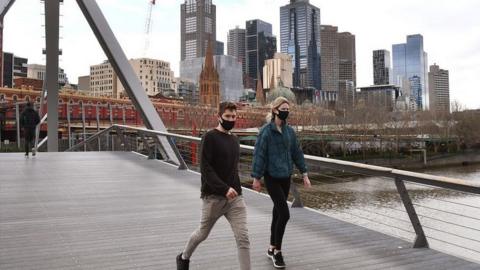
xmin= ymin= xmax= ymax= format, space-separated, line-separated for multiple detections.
xmin=220 ymin=118 xmax=235 ymax=131
xmin=276 ymin=111 xmax=289 ymax=121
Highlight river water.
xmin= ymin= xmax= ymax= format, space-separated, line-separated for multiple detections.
xmin=301 ymin=163 xmax=480 ymax=263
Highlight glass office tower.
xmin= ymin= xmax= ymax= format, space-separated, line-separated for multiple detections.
xmin=280 ymin=0 xmax=321 ymax=89
xmin=392 ymin=34 xmax=429 ymax=110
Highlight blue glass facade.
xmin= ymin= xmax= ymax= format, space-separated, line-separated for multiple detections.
xmin=392 ymin=34 xmax=429 ymax=110
xmin=245 ymin=20 xmax=276 ymax=88
xmin=280 ymin=0 xmax=321 ymax=89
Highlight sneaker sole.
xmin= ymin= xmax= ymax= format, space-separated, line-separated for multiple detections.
xmin=271 ymin=257 xmax=286 ymax=269
xmin=267 ymin=252 xmax=274 ymax=259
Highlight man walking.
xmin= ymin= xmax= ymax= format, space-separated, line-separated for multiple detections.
xmin=176 ymin=101 xmax=250 ymax=270
xmin=20 ymin=102 xmax=40 ymax=157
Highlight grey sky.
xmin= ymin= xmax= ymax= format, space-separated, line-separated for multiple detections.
xmin=3 ymin=0 xmax=479 ymax=109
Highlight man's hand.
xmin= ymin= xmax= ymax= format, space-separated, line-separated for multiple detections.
xmin=303 ymin=175 xmax=312 ymax=188
xmin=252 ymin=178 xmax=262 ymax=192
xmin=226 ymin=187 xmax=238 ymax=200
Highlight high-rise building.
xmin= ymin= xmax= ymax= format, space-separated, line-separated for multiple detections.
xmin=428 ymin=64 xmax=450 ymax=113
xmin=117 ymin=58 xmax=174 ymax=98
xmin=0 ymin=1 xmax=15 ymax=88
xmin=337 ymin=80 xmax=355 ymax=111
xmin=26 ymin=64 xmax=68 ymax=86
xmin=91 ymin=58 xmax=174 ymax=98
xmin=215 ymin=40 xmax=224 ymax=55
xmin=0 ymin=19 xmax=4 ymax=88
xmin=280 ymin=0 xmax=321 ymax=89
xmin=263 ymin=53 xmax=293 ymax=89
xmin=408 ymin=75 xmax=421 ymax=111
xmin=373 ymin=50 xmax=392 ymax=85
xmin=227 ymin=26 xmax=246 ymax=74
xmin=356 ymin=85 xmax=400 ymax=112
xmin=78 ymin=75 xmax=90 ymax=91
xmin=175 ymin=78 xmax=199 ymax=104
xmin=245 ymin=19 xmax=276 ymax=89
xmin=320 ymin=25 xmax=338 ymax=92
xmin=2 ymin=52 xmax=28 ymax=88
xmin=90 ymin=61 xmax=118 ymax=97
xmin=338 ymin=32 xmax=356 ymax=85
xmin=181 ymin=0 xmax=216 ymax=61
xmin=392 ymin=34 xmax=429 ymax=110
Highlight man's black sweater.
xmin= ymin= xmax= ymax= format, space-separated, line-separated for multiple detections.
xmin=200 ymin=129 xmax=242 ymax=198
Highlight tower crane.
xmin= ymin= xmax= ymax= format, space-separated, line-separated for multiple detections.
xmin=143 ymin=0 xmax=155 ymax=56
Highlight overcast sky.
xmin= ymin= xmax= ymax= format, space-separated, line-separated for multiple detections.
xmin=3 ymin=0 xmax=480 ymax=109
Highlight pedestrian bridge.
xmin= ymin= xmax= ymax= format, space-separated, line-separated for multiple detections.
xmin=1 ymin=150 xmax=479 ymax=269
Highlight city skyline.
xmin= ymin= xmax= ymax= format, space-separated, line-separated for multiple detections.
xmin=2 ymin=0 xmax=480 ymax=109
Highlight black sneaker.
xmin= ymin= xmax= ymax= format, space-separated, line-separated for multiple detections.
xmin=272 ymin=251 xmax=286 ymax=269
xmin=176 ymin=253 xmax=189 ymax=270
xmin=267 ymin=248 xmax=275 ymax=258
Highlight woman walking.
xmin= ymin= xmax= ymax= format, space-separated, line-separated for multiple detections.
xmin=251 ymin=96 xmax=311 ymax=269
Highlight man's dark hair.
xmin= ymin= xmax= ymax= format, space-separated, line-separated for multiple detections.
xmin=26 ymin=102 xmax=32 ymax=108
xmin=218 ymin=101 xmax=237 ymax=116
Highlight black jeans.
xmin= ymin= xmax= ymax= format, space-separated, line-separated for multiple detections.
xmin=24 ymin=128 xmax=35 ymax=155
xmin=264 ymin=173 xmax=291 ymax=250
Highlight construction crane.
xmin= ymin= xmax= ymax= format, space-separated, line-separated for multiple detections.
xmin=143 ymin=0 xmax=155 ymax=56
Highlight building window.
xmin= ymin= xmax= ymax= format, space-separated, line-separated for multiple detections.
xmin=205 ymin=0 xmax=212 ymax=13
xmin=186 ymin=40 xmax=196 ymax=59
xmin=186 ymin=17 xmax=196 ymax=33
xmin=205 ymin=17 xmax=213 ymax=33
xmin=186 ymin=0 xmax=196 ymax=13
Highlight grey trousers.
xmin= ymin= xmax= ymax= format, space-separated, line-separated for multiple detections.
xmin=182 ymin=195 xmax=251 ymax=270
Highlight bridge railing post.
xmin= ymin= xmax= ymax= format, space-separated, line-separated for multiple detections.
xmin=394 ymin=177 xmax=429 ymax=248
xmin=166 ymin=135 xmax=188 ymax=170
xmin=290 ymin=181 xmax=303 ymax=208
xmin=140 ymin=133 xmax=154 ymax=160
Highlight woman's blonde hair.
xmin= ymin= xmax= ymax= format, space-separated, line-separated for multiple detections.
xmin=266 ymin=96 xmax=290 ymax=122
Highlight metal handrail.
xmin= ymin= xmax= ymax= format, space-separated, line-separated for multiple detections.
xmin=66 ymin=124 xmax=480 ymax=249
xmin=68 ymin=124 xmax=480 ymax=194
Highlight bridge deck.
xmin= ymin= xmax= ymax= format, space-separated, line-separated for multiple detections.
xmin=1 ymin=152 xmax=478 ymax=269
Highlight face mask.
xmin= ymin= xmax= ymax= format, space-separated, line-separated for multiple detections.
xmin=220 ymin=118 xmax=235 ymax=131
xmin=276 ymin=111 xmax=289 ymax=121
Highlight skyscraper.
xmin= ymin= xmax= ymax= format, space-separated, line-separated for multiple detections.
xmin=227 ymin=26 xmax=246 ymax=74
xmin=392 ymin=34 xmax=429 ymax=110
xmin=428 ymin=64 xmax=450 ymax=113
xmin=280 ymin=0 xmax=321 ymax=90
xmin=320 ymin=25 xmax=338 ymax=92
xmin=245 ymin=19 xmax=276 ymax=89
xmin=2 ymin=52 xmax=28 ymax=88
xmin=215 ymin=41 xmax=224 ymax=55
xmin=373 ymin=50 xmax=392 ymax=85
xmin=338 ymin=32 xmax=356 ymax=85
xmin=181 ymin=0 xmax=216 ymax=61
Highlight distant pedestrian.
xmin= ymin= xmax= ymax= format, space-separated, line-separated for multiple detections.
xmin=176 ymin=101 xmax=250 ymax=270
xmin=20 ymin=102 xmax=40 ymax=157
xmin=251 ymin=96 xmax=311 ymax=269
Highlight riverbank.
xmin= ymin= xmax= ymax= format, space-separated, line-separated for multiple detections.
xmin=339 ymin=151 xmax=480 ymax=170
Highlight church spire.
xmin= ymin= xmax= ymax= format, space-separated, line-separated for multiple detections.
xmin=204 ymin=38 xmax=215 ymax=73
xmin=270 ymin=73 xmax=275 ymax=91
xmin=199 ymin=38 xmax=220 ymax=107
xmin=256 ymin=73 xmax=265 ymax=105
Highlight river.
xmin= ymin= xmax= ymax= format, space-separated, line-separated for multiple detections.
xmin=301 ymin=163 xmax=480 ymax=263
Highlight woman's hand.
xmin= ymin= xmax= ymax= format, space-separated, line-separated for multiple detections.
xmin=252 ymin=178 xmax=262 ymax=192
xmin=303 ymin=175 xmax=312 ymax=188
